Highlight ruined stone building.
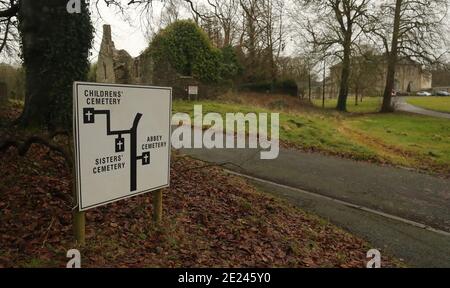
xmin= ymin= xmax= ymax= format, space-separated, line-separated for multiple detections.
xmin=96 ymin=25 xmax=153 ymax=85
xmin=96 ymin=25 xmax=211 ymax=99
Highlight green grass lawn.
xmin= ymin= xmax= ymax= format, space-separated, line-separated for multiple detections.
xmin=406 ymin=97 xmax=450 ymax=113
xmin=173 ymin=100 xmax=376 ymax=158
xmin=312 ymin=97 xmax=382 ymax=113
xmin=173 ymin=99 xmax=450 ymax=174
xmin=347 ymin=113 xmax=450 ymax=169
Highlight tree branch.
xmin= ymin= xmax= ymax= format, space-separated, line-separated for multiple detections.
xmin=0 ymin=3 xmax=18 ymax=18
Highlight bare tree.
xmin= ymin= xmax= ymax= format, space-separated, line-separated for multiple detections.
xmin=278 ymin=55 xmax=319 ymax=100
xmin=203 ymin=0 xmax=239 ymax=47
xmin=349 ymin=45 xmax=384 ymax=105
xmin=237 ymin=0 xmax=286 ymax=83
xmin=367 ymin=0 xmax=449 ymax=112
xmin=98 ymin=0 xmax=204 ymax=17
xmin=260 ymin=0 xmax=286 ymax=84
xmin=201 ymin=11 xmax=224 ymax=47
xmin=141 ymin=0 xmax=189 ymax=40
xmin=0 ymin=0 xmax=19 ymax=58
xmin=160 ymin=0 xmax=182 ymax=27
xmin=292 ymin=0 xmax=371 ymax=111
xmin=239 ymin=0 xmax=264 ymax=81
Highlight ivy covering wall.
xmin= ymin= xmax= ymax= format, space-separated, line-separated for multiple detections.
xmin=148 ymin=20 xmax=240 ymax=84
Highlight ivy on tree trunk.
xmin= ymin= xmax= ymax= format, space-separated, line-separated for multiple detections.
xmin=18 ymin=0 xmax=93 ymax=130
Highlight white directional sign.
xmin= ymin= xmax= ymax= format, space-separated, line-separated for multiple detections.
xmin=73 ymin=82 xmax=172 ymax=211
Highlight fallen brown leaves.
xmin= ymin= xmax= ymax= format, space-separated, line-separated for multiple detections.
xmin=0 ymin=104 xmax=400 ymax=268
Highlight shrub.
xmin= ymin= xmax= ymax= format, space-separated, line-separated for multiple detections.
xmin=239 ymin=79 xmax=298 ymax=96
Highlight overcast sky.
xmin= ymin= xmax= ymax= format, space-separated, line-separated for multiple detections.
xmin=90 ymin=2 xmax=154 ymax=60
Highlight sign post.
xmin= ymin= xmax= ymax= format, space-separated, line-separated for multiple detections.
xmin=153 ymin=189 xmax=163 ymax=223
xmin=69 ymin=138 xmax=86 ymax=245
xmin=73 ymin=210 xmax=85 ymax=245
xmin=73 ymin=82 xmax=172 ymax=240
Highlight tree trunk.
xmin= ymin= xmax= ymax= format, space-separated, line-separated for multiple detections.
xmin=322 ymin=59 xmax=326 ymax=108
xmin=337 ymin=41 xmax=351 ymax=111
xmin=18 ymin=0 xmax=92 ymax=130
xmin=243 ymin=2 xmax=258 ymax=83
xmin=269 ymin=44 xmax=277 ymax=92
xmin=308 ymin=71 xmax=312 ymax=101
xmin=18 ymin=0 xmax=53 ymax=128
xmin=223 ymin=25 xmax=231 ymax=47
xmin=381 ymin=0 xmax=402 ymax=113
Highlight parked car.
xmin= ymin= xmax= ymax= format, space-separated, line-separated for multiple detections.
xmin=436 ymin=91 xmax=450 ymax=96
xmin=417 ymin=91 xmax=432 ymax=96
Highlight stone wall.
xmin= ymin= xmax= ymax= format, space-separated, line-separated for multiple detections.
xmin=133 ymin=52 xmax=154 ymax=85
xmin=393 ymin=62 xmax=432 ymax=92
xmin=112 ymin=49 xmax=134 ymax=84
xmin=96 ymin=25 xmax=116 ymax=84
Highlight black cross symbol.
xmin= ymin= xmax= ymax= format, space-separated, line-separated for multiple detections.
xmin=83 ymin=108 xmax=95 ymax=124
xmin=115 ymin=137 xmax=125 ymax=153
xmin=142 ymin=152 xmax=150 ymax=165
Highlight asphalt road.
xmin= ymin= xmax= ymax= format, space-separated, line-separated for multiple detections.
xmin=180 ymin=145 xmax=450 ymax=267
xmin=393 ymin=97 xmax=450 ymax=119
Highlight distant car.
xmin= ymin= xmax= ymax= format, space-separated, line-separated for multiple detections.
xmin=417 ymin=91 xmax=432 ymax=96
xmin=436 ymin=91 xmax=450 ymax=96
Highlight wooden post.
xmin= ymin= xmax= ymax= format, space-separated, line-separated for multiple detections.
xmin=71 ymin=169 xmax=85 ymax=245
xmin=69 ymin=139 xmax=86 ymax=245
xmin=73 ymin=210 xmax=86 ymax=245
xmin=153 ymin=189 xmax=163 ymax=223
